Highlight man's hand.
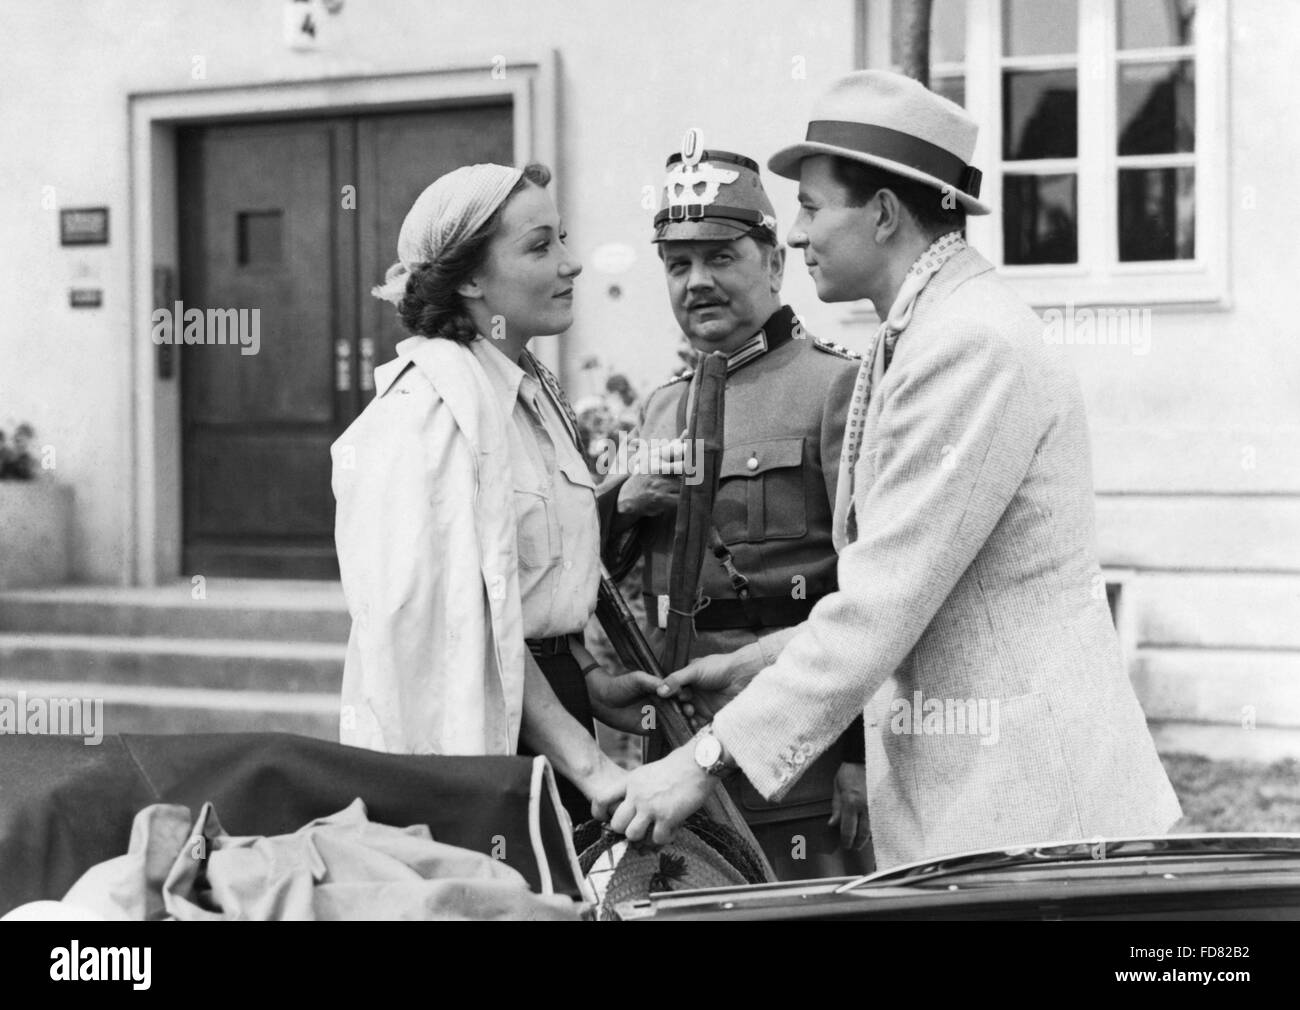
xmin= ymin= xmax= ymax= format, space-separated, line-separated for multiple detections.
xmin=584 ymin=665 xmax=662 ymax=735
xmin=828 ymin=762 xmax=870 ymax=850
xmin=615 ymin=431 xmax=689 ymax=518
xmin=604 ymin=744 xmax=713 ymax=845
xmin=655 ymin=641 xmax=766 ymax=723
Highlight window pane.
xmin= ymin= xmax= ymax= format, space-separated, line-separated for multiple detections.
xmin=891 ymin=0 xmax=967 ymax=67
xmin=1118 ymin=166 xmax=1195 ymax=261
xmin=1003 ymin=173 xmax=1078 ymax=264
xmin=932 ymin=0 xmax=967 ymax=64
xmin=1002 ymin=0 xmax=1078 ymax=56
xmin=1118 ymin=60 xmax=1195 ymax=155
xmin=933 ymin=73 xmax=966 ymax=108
xmin=1119 ymin=0 xmax=1197 ymax=50
xmin=1003 ymin=69 xmax=1077 ymax=159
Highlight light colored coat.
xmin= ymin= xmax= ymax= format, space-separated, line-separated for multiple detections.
xmin=331 ymin=336 xmax=526 ymax=756
xmin=711 ymin=247 xmax=1183 ymax=869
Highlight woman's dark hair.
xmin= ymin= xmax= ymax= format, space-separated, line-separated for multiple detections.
xmin=397 ymin=162 xmax=552 ymax=343
xmin=829 ymin=156 xmax=966 ymax=237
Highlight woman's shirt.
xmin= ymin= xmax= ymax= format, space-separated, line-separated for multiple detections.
xmin=470 ymin=337 xmax=601 ymax=638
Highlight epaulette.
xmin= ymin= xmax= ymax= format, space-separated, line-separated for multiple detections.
xmin=812 ymin=337 xmax=861 ymax=361
xmin=648 ymin=369 xmax=693 ymax=399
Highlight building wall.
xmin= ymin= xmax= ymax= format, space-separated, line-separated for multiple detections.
xmin=1011 ymin=2 xmax=1300 ymax=757
xmin=1 ymin=0 xmax=1297 ymax=752
xmin=0 ymin=0 xmax=856 ymax=584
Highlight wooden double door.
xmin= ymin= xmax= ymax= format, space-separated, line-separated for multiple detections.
xmin=178 ymin=105 xmax=513 ymax=578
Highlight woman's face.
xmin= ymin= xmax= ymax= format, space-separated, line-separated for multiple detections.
xmin=468 ymin=184 xmax=582 ymax=341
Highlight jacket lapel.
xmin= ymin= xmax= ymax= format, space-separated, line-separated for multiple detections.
xmin=854 ymin=247 xmax=996 ymax=493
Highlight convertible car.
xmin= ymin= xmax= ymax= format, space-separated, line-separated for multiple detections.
xmin=3 ymin=731 xmax=1297 ymax=921
xmin=613 ymin=834 xmax=1300 ymax=921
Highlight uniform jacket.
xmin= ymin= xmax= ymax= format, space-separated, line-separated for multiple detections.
xmin=331 ymin=336 xmax=526 ymax=757
xmin=601 ymin=306 xmax=860 ymax=618
xmin=711 ymin=248 xmax=1183 ymax=869
xmin=598 ymin=306 xmax=865 ymax=814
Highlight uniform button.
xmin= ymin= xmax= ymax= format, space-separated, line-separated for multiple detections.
xmin=793 ymin=750 xmax=806 ymax=766
xmin=563 ymin=560 xmax=572 ymax=571
xmin=746 ymin=456 xmax=759 ymax=471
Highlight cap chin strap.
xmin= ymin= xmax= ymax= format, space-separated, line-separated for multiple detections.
xmin=653 ymin=204 xmax=775 ymax=229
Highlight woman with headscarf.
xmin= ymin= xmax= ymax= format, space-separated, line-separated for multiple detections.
xmin=331 ymin=163 xmax=657 ymax=824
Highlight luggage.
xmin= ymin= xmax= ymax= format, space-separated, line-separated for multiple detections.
xmin=0 ymin=732 xmax=590 ymax=915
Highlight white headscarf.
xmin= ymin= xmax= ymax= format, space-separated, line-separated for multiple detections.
xmin=372 ymin=163 xmax=525 ymax=304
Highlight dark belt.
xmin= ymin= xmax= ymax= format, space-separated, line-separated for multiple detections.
xmin=526 ymin=635 xmax=573 ymax=657
xmin=649 ymin=594 xmax=824 ymax=631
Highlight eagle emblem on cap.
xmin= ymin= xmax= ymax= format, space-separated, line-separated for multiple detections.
xmin=663 ymin=162 xmax=740 ymax=213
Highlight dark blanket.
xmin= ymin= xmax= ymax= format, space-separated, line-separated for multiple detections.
xmin=0 ymin=732 xmax=585 ymax=915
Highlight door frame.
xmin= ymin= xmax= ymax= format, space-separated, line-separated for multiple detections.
xmin=127 ymin=56 xmax=559 ymax=586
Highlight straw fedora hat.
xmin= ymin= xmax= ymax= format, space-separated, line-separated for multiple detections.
xmin=575 ymin=814 xmax=769 ymax=921
xmin=768 ymin=69 xmax=991 ymax=215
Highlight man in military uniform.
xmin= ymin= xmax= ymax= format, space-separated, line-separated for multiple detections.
xmin=598 ymin=142 xmax=870 ymax=879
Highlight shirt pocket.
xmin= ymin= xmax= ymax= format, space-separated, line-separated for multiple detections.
xmin=556 ymin=453 xmax=597 ymax=494
xmin=512 ymin=488 xmax=553 ymax=569
xmin=714 ymin=436 xmax=808 ymax=543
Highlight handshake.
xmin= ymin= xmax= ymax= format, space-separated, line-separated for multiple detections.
xmin=584 ymin=639 xmax=765 ymax=737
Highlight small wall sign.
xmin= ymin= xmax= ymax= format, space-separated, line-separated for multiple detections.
xmin=60 ymin=207 xmax=110 ymax=246
xmin=69 ymin=288 xmax=103 ymax=308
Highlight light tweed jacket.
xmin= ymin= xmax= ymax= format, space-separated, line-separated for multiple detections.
xmin=711 ymin=247 xmax=1183 ymax=870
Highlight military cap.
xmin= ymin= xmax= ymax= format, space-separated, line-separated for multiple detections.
xmin=653 ymin=129 xmax=778 ymax=244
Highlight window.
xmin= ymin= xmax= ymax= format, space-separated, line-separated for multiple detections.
xmin=863 ymin=0 xmax=1227 ymax=307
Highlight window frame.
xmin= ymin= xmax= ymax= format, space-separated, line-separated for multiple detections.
xmin=860 ymin=0 xmax=1230 ymax=310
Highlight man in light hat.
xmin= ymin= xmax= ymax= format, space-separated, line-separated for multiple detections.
xmin=597 ymin=139 xmax=871 ymax=878
xmin=605 ymin=71 xmax=1182 ymax=870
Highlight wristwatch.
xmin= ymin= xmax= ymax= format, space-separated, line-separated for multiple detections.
xmin=693 ymin=724 xmax=735 ymax=778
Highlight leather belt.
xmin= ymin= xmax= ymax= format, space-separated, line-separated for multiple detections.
xmin=648 ymin=594 xmax=824 ymax=631
xmin=526 ymin=635 xmax=573 ymax=657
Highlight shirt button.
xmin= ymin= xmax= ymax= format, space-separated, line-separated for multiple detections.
xmin=563 ymin=560 xmax=572 ymax=571
xmin=746 ymin=456 xmax=759 ymax=471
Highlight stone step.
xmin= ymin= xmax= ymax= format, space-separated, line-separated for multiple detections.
xmin=0 ymin=679 xmax=337 ymax=741
xmin=0 ymin=633 xmax=343 ymax=694
xmin=0 ymin=581 xmax=351 ymax=642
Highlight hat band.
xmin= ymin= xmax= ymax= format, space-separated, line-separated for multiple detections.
xmin=805 ymin=120 xmax=982 ymax=198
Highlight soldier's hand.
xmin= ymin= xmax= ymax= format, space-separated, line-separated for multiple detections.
xmin=829 ymin=762 xmax=870 ymax=851
xmin=616 ymin=432 xmax=689 ymax=518
xmin=585 ymin=666 xmax=662 ymax=735
xmin=616 ymin=471 xmax=680 ymax=518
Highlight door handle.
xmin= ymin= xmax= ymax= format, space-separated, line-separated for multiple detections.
xmin=335 ymin=339 xmax=352 ymax=392
xmin=359 ymin=337 xmax=375 ymax=392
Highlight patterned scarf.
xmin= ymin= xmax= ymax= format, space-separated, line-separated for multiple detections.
xmin=831 ymin=230 xmax=967 ymax=549
xmin=524 ymin=350 xmax=585 ymax=457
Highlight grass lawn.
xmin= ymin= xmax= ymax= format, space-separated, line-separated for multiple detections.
xmin=1162 ymin=752 xmax=1300 ymax=833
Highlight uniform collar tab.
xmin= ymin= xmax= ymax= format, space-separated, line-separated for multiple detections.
xmin=726 ymin=305 xmax=798 ymax=373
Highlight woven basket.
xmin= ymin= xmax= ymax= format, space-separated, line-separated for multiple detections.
xmin=575 ymin=813 xmax=767 ymax=921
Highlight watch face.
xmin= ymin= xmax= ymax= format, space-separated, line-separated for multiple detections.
xmin=695 ymin=734 xmax=723 ymax=769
